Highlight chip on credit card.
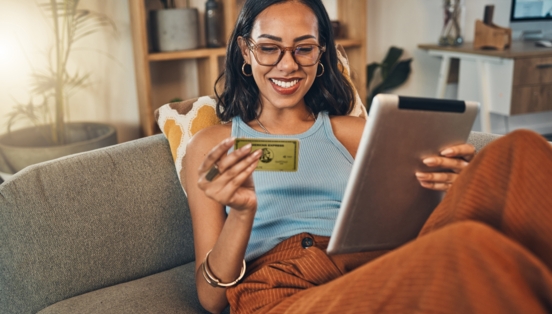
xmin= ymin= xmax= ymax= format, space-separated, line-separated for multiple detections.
xmin=234 ymin=138 xmax=299 ymax=171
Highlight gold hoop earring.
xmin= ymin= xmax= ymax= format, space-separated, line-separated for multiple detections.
xmin=242 ymin=61 xmax=253 ymax=77
xmin=316 ymin=63 xmax=324 ymax=77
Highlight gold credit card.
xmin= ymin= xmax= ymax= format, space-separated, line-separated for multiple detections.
xmin=234 ymin=138 xmax=299 ymax=171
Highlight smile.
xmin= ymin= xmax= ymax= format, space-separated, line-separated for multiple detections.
xmin=270 ymin=78 xmax=299 ymax=88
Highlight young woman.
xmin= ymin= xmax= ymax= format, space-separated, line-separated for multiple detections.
xmin=185 ymin=1 xmax=552 ymax=313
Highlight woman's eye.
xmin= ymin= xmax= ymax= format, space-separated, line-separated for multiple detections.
xmin=259 ymin=45 xmax=279 ymax=53
xmin=296 ymin=46 xmax=315 ymax=54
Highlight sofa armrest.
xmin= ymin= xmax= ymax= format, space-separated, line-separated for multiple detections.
xmin=467 ymin=131 xmax=502 ymax=152
xmin=0 ymin=134 xmax=194 ymax=314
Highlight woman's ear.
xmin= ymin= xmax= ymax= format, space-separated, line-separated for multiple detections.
xmin=237 ymin=36 xmax=251 ymax=64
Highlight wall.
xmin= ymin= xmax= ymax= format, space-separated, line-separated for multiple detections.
xmin=0 ymin=0 xmax=140 ymax=143
xmin=368 ymin=0 xmax=552 ymax=134
xmin=1 ymin=0 xmax=550 ymax=142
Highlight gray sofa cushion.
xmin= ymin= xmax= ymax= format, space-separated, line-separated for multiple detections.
xmin=0 ymin=131 xmax=503 ymax=314
xmin=467 ymin=131 xmax=501 ymax=152
xmin=37 ymin=262 xmax=210 ymax=314
xmin=0 ymin=135 xmax=194 ymax=314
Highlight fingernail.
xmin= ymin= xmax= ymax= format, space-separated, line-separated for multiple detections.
xmin=423 ymin=157 xmax=437 ymax=166
xmin=225 ymin=137 xmax=235 ymax=145
xmin=252 ymin=149 xmax=263 ymax=157
xmin=415 ymin=172 xmax=428 ymax=179
xmin=419 ymin=181 xmax=432 ymax=188
xmin=240 ymin=143 xmax=252 ymax=151
xmin=441 ymin=148 xmax=453 ymax=156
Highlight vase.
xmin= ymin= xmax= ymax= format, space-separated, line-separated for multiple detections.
xmin=151 ymin=8 xmax=199 ymax=52
xmin=439 ymin=0 xmax=464 ymax=46
xmin=205 ymin=0 xmax=225 ymax=48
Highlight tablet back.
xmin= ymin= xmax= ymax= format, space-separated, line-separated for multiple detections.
xmin=327 ymin=94 xmax=479 ymax=255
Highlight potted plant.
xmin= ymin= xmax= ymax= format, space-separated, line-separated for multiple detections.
xmin=0 ymin=0 xmax=118 ymax=174
xmin=366 ymin=46 xmax=412 ymax=111
xmin=150 ymin=0 xmax=199 ymax=52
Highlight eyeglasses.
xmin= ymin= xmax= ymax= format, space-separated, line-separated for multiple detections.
xmin=246 ymin=38 xmax=326 ymax=67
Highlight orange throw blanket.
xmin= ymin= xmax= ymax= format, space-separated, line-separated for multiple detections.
xmin=227 ymin=129 xmax=552 ymax=314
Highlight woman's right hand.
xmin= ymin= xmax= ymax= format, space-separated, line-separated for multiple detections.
xmin=197 ymin=137 xmax=262 ymax=212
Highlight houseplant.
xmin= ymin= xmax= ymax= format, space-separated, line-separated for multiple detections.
xmin=0 ymin=0 xmax=118 ymax=174
xmin=366 ymin=46 xmax=412 ymax=111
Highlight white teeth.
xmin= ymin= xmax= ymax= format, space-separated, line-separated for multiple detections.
xmin=270 ymin=78 xmax=298 ymax=88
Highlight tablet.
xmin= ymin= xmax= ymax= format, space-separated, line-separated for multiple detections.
xmin=326 ymin=94 xmax=479 ymax=255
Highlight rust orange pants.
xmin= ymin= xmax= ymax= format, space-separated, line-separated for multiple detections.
xmin=227 ymin=130 xmax=552 ymax=313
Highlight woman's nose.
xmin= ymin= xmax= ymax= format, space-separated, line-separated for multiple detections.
xmin=277 ymin=50 xmax=299 ymax=72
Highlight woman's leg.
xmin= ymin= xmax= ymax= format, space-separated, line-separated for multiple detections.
xmin=420 ymin=129 xmax=552 ymax=269
xmin=228 ymin=130 xmax=552 ymax=313
xmin=269 ymin=221 xmax=552 ymax=314
xmin=227 ymin=233 xmax=386 ymax=314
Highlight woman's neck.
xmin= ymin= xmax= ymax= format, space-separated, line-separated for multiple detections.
xmin=251 ymin=106 xmax=316 ymax=135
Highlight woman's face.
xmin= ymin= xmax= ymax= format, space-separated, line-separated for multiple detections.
xmin=239 ymin=1 xmax=320 ymax=112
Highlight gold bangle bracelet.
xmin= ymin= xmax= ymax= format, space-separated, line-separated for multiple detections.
xmin=201 ymin=249 xmax=246 ymax=288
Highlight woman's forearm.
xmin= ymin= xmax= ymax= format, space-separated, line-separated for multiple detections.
xmin=196 ymin=207 xmax=256 ymax=313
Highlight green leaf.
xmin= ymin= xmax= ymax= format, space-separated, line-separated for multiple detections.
xmin=73 ymin=10 xmax=116 ymax=42
xmin=380 ymin=47 xmax=403 ymax=80
xmin=378 ymin=59 xmax=412 ymax=92
xmin=366 ymin=62 xmax=380 ymax=89
xmin=30 ymin=73 xmax=57 ymax=95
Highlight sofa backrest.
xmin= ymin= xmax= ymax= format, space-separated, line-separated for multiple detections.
xmin=0 ymin=134 xmax=195 ymax=314
xmin=466 ymin=131 xmax=502 ymax=152
xmin=0 ymin=131 xmax=503 ymax=313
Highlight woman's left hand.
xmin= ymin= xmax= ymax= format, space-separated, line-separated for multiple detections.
xmin=415 ymin=143 xmax=476 ymax=191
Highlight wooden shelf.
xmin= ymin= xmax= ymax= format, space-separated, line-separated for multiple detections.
xmin=129 ymin=0 xmax=367 ymax=136
xmin=336 ymin=38 xmax=362 ymax=48
xmin=148 ymin=40 xmax=360 ymax=62
xmin=148 ymin=47 xmax=227 ymax=62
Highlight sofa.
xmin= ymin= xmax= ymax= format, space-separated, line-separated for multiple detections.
xmin=0 ymin=131 xmax=501 ymax=313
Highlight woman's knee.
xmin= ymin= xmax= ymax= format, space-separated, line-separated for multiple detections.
xmin=492 ymin=129 xmax=550 ymax=153
xmin=422 ymin=221 xmax=506 ymax=253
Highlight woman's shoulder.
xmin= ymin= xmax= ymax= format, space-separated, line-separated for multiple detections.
xmin=329 ymin=115 xmax=366 ymax=135
xmin=329 ymin=115 xmax=367 ymax=159
xmin=329 ymin=114 xmax=366 ymax=126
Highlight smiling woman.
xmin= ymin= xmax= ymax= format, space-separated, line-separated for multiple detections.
xmin=181 ymin=1 xmax=552 ymax=313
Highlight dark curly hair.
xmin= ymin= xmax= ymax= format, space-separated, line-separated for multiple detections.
xmin=214 ymin=0 xmax=355 ymax=123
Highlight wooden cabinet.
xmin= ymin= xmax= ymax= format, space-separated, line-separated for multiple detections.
xmin=511 ymin=55 xmax=552 ymax=115
xmin=418 ymin=41 xmax=552 ymax=132
xmin=129 ymin=0 xmax=367 ymax=136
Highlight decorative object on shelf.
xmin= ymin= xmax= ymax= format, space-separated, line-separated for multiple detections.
xmin=366 ymin=47 xmax=412 ymax=111
xmin=151 ymin=0 xmax=199 ymax=52
xmin=439 ymin=0 xmax=464 ymax=46
xmin=205 ymin=0 xmax=225 ymax=48
xmin=331 ymin=21 xmax=341 ymax=39
xmin=0 ymin=0 xmax=118 ymax=174
xmin=473 ymin=5 xmax=512 ymax=50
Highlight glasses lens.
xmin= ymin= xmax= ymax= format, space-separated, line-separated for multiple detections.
xmin=251 ymin=42 xmax=323 ymax=66
xmin=294 ymin=45 xmax=321 ymax=66
xmin=255 ymin=44 xmax=281 ymax=65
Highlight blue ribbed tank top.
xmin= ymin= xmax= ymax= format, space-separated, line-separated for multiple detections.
xmin=229 ymin=111 xmax=353 ymax=261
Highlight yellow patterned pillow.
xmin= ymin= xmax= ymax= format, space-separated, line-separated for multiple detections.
xmin=336 ymin=45 xmax=367 ymax=119
xmin=155 ymin=96 xmax=221 ymax=194
xmin=155 ymin=45 xmax=366 ymax=194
